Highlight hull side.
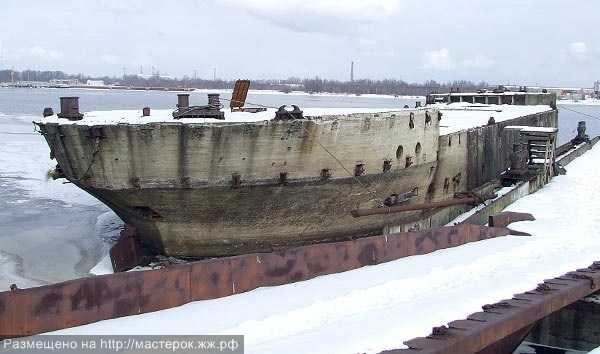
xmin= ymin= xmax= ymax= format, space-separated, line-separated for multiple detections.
xmin=84 ymin=162 xmax=436 ymax=256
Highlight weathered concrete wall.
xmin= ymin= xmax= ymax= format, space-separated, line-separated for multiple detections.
xmin=41 ymin=110 xmax=439 ymax=189
xmin=428 ymin=92 xmax=556 ymax=107
xmin=94 ymin=163 xmax=437 ymax=256
xmin=40 ymin=110 xmax=441 ymax=256
xmin=525 ymin=93 xmax=557 ymax=108
xmin=386 ymin=108 xmax=558 ymax=232
xmin=429 ymin=130 xmax=468 ymax=201
xmin=466 ymin=110 xmax=558 ymax=190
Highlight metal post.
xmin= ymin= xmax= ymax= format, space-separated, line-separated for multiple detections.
xmin=208 ymin=94 xmax=221 ymax=109
xmin=177 ymin=94 xmax=189 ymax=109
xmin=57 ymin=97 xmax=83 ymax=120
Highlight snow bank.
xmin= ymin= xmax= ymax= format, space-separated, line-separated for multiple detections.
xmin=437 ymin=102 xmax=553 ymax=135
xmin=50 ymin=143 xmax=600 ymax=354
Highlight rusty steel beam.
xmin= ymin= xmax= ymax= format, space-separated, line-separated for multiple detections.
xmin=488 ymin=212 xmax=535 ymax=228
xmin=379 ymin=262 xmax=600 ymax=354
xmin=0 ymin=215 xmax=531 ymax=338
xmin=351 ymin=193 xmax=497 ymax=218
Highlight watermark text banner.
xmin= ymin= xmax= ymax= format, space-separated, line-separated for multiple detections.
xmin=2 ymin=335 xmax=244 ymax=354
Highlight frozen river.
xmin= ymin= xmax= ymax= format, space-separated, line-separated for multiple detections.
xmin=0 ymin=87 xmax=598 ymax=292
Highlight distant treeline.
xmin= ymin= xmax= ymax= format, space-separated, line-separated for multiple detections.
xmin=0 ymin=70 xmax=78 ymax=82
xmin=0 ymin=70 xmax=489 ymax=95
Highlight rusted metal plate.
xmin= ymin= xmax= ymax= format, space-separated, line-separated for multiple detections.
xmin=109 ymin=225 xmax=143 ymax=272
xmin=379 ymin=263 xmax=600 ymax=354
xmin=488 ymin=212 xmax=535 ymax=228
xmin=190 ymin=258 xmax=234 ymax=300
xmin=230 ymin=79 xmax=250 ymax=110
xmin=140 ymin=265 xmax=190 ymax=313
xmin=0 ymin=218 xmax=531 ymax=338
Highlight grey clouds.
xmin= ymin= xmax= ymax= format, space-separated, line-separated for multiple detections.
xmin=1 ymin=0 xmax=599 ymax=86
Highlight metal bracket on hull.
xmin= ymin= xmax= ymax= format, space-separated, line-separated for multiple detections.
xmin=351 ymin=192 xmax=497 ymax=218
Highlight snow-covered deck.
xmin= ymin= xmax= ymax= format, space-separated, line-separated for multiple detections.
xmin=437 ymin=103 xmax=553 ymax=135
xmin=51 ymin=144 xmax=600 ymax=354
xmin=37 ymin=107 xmax=409 ymax=125
xmin=38 ymin=103 xmax=553 ymax=138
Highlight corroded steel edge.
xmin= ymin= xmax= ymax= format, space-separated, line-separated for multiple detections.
xmin=109 ymin=225 xmax=143 ymax=272
xmin=379 ymin=262 xmax=600 ymax=354
xmin=0 ymin=216 xmax=531 ymax=339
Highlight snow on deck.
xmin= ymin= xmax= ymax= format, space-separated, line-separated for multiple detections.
xmin=37 ymin=103 xmax=552 ymax=135
xmin=504 ymin=126 xmax=558 ymax=133
xmin=437 ymin=102 xmax=552 ymax=135
xmin=51 ymin=144 xmax=600 ymax=354
xmin=37 ymin=107 xmax=411 ymax=126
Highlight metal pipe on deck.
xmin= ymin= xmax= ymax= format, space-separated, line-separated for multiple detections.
xmin=177 ymin=94 xmax=189 ymax=109
xmin=208 ymin=93 xmax=221 ymax=109
xmin=351 ymin=193 xmax=497 ymax=218
xmin=57 ymin=97 xmax=83 ymax=120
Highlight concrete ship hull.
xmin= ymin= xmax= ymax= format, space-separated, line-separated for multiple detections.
xmin=81 ymin=164 xmax=436 ymax=256
xmin=39 ymin=109 xmax=441 ymax=257
xmin=36 ymin=97 xmax=558 ymax=257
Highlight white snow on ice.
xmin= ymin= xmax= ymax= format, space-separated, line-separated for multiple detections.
xmin=50 ymin=143 xmax=600 ymax=354
xmin=192 ymin=88 xmax=425 ymax=100
xmin=558 ymin=98 xmax=600 ymax=106
xmin=0 ymin=113 xmax=100 ymax=205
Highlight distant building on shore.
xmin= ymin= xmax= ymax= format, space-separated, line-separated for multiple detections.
xmin=86 ymin=79 xmax=105 ymax=87
xmin=49 ymin=79 xmax=79 ymax=87
xmin=136 ymin=74 xmax=173 ymax=80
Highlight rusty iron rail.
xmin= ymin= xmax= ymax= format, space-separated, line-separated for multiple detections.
xmin=379 ymin=262 xmax=600 ymax=354
xmin=0 ymin=213 xmax=531 ymax=338
xmin=351 ymin=193 xmax=497 ymax=218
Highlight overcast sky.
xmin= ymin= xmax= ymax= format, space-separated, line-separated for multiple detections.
xmin=1 ymin=0 xmax=599 ymax=87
